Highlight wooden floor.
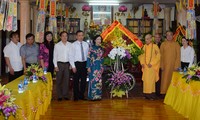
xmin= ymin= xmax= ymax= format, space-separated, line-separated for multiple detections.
xmin=0 ymin=74 xmax=187 ymax=120
xmin=40 ymin=99 xmax=187 ymax=120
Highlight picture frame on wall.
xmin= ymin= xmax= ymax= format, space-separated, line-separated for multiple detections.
xmin=92 ymin=6 xmax=112 ymax=25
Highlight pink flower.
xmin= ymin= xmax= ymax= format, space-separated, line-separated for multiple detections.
xmin=0 ymin=92 xmax=10 ymax=107
xmin=119 ymin=5 xmax=127 ymax=12
xmin=82 ymin=5 xmax=91 ymax=11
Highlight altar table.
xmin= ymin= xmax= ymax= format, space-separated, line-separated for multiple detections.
xmin=1 ymin=73 xmax=52 ymax=120
xmin=164 ymin=72 xmax=200 ymax=120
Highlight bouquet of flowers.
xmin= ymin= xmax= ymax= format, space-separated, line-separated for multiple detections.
xmin=107 ymin=70 xmax=135 ymax=97
xmin=182 ymin=64 xmax=200 ymax=83
xmin=0 ymin=84 xmax=18 ymax=120
xmin=25 ymin=64 xmax=47 ymax=83
xmin=103 ymin=30 xmax=143 ymax=66
xmin=102 ymin=21 xmax=143 ymax=98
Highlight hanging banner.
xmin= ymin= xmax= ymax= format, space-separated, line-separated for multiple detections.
xmin=48 ymin=17 xmax=57 ymax=41
xmin=186 ymin=10 xmax=196 ymax=40
xmin=49 ymin=0 xmax=57 ymax=41
xmin=35 ymin=11 xmax=46 ymax=43
xmin=0 ymin=0 xmax=7 ymax=30
xmin=50 ymin=0 xmax=56 ymax=17
xmin=5 ymin=0 xmax=18 ymax=31
xmin=66 ymin=7 xmax=69 ymax=18
xmin=188 ymin=0 xmax=194 ymax=10
xmin=39 ymin=0 xmax=45 ymax=10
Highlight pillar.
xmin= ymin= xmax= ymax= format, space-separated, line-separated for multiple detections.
xmin=19 ymin=0 xmax=31 ymax=44
xmin=32 ymin=5 xmax=38 ymax=35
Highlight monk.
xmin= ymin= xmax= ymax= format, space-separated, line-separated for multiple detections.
xmin=139 ymin=34 xmax=160 ymax=100
xmin=160 ymin=31 xmax=180 ymax=97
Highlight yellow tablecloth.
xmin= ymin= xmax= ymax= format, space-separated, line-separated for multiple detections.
xmin=164 ymin=72 xmax=200 ymax=120
xmin=1 ymin=73 xmax=52 ymax=120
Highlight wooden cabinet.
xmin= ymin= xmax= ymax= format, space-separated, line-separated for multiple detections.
xmin=126 ymin=19 xmax=163 ymax=36
xmin=45 ymin=17 xmax=80 ymax=42
xmin=68 ymin=18 xmax=80 ymax=42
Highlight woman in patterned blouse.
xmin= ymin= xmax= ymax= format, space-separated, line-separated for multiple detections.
xmin=39 ymin=31 xmax=55 ymax=76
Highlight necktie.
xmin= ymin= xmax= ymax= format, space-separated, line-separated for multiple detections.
xmin=80 ymin=42 xmax=85 ymax=61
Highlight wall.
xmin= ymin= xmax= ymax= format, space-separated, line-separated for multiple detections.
xmin=73 ymin=3 xmax=91 ymax=31
xmin=71 ymin=3 xmax=175 ymax=29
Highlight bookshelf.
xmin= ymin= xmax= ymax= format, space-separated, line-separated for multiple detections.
xmin=126 ymin=19 xmax=164 ymax=36
xmin=68 ymin=18 xmax=80 ymax=42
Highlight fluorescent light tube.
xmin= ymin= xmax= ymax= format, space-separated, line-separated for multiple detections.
xmin=89 ymin=0 xmax=119 ymax=6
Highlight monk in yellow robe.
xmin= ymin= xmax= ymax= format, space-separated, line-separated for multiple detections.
xmin=160 ymin=31 xmax=180 ymax=96
xmin=139 ymin=34 xmax=160 ymax=100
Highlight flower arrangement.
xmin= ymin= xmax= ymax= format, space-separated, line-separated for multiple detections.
xmin=102 ymin=29 xmax=143 ymax=66
xmin=25 ymin=64 xmax=47 ymax=83
xmin=182 ymin=64 xmax=200 ymax=83
xmin=107 ymin=71 xmax=135 ymax=97
xmin=0 ymin=84 xmax=18 ymax=119
xmin=102 ymin=21 xmax=143 ymax=98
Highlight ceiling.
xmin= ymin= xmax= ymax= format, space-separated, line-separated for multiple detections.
xmin=30 ymin=0 xmax=177 ymax=4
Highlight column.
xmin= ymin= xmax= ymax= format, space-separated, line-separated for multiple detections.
xmin=164 ymin=7 xmax=172 ymax=33
xmin=19 ymin=0 xmax=31 ymax=44
xmin=32 ymin=5 xmax=38 ymax=35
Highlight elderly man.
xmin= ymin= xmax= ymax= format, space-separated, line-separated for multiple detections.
xmin=160 ymin=31 xmax=180 ymax=98
xmin=139 ymin=34 xmax=160 ymax=100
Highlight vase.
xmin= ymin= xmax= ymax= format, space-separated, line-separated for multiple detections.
xmin=114 ymin=55 xmax=123 ymax=71
xmin=84 ymin=19 xmax=88 ymax=28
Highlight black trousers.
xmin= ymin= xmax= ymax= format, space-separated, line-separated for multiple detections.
xmin=181 ymin=62 xmax=189 ymax=70
xmin=8 ymin=70 xmax=23 ymax=82
xmin=73 ymin=62 xmax=87 ymax=99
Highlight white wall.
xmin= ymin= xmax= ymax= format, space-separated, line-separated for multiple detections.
xmin=72 ymin=3 xmax=91 ymax=31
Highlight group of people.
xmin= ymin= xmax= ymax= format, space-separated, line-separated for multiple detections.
xmin=4 ymin=30 xmax=195 ymax=101
xmin=139 ymin=31 xmax=195 ymax=100
xmin=4 ymin=30 xmax=104 ymax=101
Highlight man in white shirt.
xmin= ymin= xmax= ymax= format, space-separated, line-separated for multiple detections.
xmin=69 ymin=30 xmax=89 ymax=101
xmin=3 ymin=32 xmax=23 ymax=82
xmin=53 ymin=31 xmax=71 ymax=101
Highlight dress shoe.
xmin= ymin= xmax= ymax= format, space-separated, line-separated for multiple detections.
xmin=80 ymin=98 xmax=87 ymax=101
xmin=57 ymin=98 xmax=62 ymax=101
xmin=64 ymin=97 xmax=69 ymax=100
xmin=160 ymin=94 xmax=166 ymax=99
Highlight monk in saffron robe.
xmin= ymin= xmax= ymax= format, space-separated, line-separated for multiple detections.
xmin=160 ymin=31 xmax=180 ymax=96
xmin=139 ymin=34 xmax=160 ymax=100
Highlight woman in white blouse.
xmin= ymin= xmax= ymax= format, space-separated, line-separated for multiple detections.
xmin=181 ymin=37 xmax=195 ymax=69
